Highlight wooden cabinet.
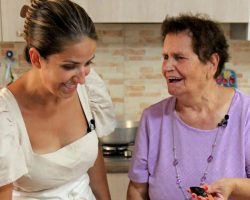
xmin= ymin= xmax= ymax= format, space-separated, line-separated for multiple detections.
xmin=0 ymin=3 xmax=2 ymax=41
xmin=166 ymin=0 xmax=249 ymax=23
xmin=71 ymin=0 xmax=88 ymax=9
xmin=0 ymin=0 xmax=249 ymax=41
xmin=0 ymin=0 xmax=29 ymax=42
xmin=74 ymin=0 xmax=249 ymax=23
xmin=107 ymin=173 xmax=129 ymax=200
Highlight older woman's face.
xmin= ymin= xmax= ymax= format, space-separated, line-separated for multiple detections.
xmin=162 ymin=31 xmax=210 ymax=97
xmin=38 ymin=37 xmax=96 ymax=99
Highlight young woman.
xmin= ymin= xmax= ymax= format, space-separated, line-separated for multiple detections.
xmin=0 ymin=0 xmax=116 ymax=199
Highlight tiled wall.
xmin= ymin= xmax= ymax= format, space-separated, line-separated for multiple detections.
xmin=1 ymin=24 xmax=250 ymax=121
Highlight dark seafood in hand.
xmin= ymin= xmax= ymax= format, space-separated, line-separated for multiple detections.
xmin=190 ymin=187 xmax=208 ymax=197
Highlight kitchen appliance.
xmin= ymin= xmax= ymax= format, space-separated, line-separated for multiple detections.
xmin=99 ymin=120 xmax=138 ymax=145
xmin=102 ymin=144 xmax=134 ymax=159
xmin=100 ymin=120 xmax=138 ymax=172
xmin=102 ymin=144 xmax=134 ymax=173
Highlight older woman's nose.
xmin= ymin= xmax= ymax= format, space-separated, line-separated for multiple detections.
xmin=166 ymin=63 xmax=175 ymax=71
xmin=162 ymin=59 xmax=175 ymax=72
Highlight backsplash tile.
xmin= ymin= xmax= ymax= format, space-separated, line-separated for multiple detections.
xmin=1 ymin=23 xmax=250 ymax=121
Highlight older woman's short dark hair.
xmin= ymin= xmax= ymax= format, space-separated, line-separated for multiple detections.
xmin=161 ymin=14 xmax=229 ymax=78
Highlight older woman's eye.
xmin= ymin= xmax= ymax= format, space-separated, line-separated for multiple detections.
xmin=163 ymin=55 xmax=169 ymax=60
xmin=174 ymin=56 xmax=185 ymax=61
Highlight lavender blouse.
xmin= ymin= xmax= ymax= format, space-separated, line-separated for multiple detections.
xmin=128 ymin=89 xmax=250 ymax=200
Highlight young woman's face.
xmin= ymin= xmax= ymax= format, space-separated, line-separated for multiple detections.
xmin=162 ymin=31 xmax=210 ymax=97
xmin=39 ymin=37 xmax=96 ymax=99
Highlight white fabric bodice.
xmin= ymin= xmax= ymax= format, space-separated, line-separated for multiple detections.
xmin=0 ymin=85 xmax=98 ymax=200
xmin=0 ymin=69 xmax=116 ymax=199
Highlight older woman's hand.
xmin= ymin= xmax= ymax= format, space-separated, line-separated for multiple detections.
xmin=190 ymin=193 xmax=214 ymax=200
xmin=205 ymin=178 xmax=235 ymax=200
xmin=190 ymin=178 xmax=235 ymax=200
xmin=188 ymin=186 xmax=214 ymax=200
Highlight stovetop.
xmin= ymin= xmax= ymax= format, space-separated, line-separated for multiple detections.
xmin=102 ymin=144 xmax=134 ymax=173
xmin=102 ymin=144 xmax=134 ymax=158
xmin=102 ymin=145 xmax=133 ymax=159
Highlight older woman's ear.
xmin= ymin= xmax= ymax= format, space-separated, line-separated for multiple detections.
xmin=208 ymin=53 xmax=220 ymax=79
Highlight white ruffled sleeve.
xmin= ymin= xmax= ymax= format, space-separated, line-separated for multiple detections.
xmin=0 ymin=99 xmax=28 ymax=186
xmin=85 ymin=68 xmax=116 ymax=137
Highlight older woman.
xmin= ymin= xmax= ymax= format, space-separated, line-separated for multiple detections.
xmin=127 ymin=14 xmax=250 ymax=200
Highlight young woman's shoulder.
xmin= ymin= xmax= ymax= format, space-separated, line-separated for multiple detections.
xmin=0 ymin=89 xmax=28 ymax=187
xmin=0 ymin=88 xmax=14 ymax=127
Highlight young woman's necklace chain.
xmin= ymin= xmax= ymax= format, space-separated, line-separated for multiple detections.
xmin=172 ymin=123 xmax=223 ymax=200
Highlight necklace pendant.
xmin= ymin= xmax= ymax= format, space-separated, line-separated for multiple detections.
xmin=207 ymin=155 xmax=213 ymax=163
xmin=176 ymin=178 xmax=181 ymax=184
xmin=200 ymin=175 xmax=207 ymax=184
xmin=173 ymin=159 xmax=179 ymax=166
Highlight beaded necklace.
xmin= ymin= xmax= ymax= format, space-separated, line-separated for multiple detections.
xmin=172 ymin=114 xmax=229 ymax=200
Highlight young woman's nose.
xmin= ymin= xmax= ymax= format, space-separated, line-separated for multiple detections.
xmin=74 ymin=66 xmax=87 ymax=84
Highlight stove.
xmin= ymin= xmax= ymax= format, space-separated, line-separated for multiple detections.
xmin=102 ymin=144 xmax=133 ymax=159
xmin=102 ymin=144 xmax=134 ymax=173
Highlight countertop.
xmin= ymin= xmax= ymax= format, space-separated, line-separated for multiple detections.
xmin=104 ymin=157 xmax=131 ymax=173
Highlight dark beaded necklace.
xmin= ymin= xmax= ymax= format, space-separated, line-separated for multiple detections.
xmin=172 ymin=115 xmax=229 ymax=200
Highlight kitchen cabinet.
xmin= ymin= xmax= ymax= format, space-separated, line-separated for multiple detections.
xmin=0 ymin=0 xmax=87 ymax=42
xmin=0 ymin=3 xmax=2 ymax=41
xmin=0 ymin=0 xmax=249 ymax=41
xmin=107 ymin=173 xmax=129 ymax=200
xmin=71 ymin=0 xmax=88 ymax=9
xmin=0 ymin=0 xmax=29 ymax=42
xmin=73 ymin=0 xmax=249 ymax=23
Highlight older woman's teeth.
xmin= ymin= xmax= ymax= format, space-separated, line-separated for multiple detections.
xmin=169 ymin=77 xmax=182 ymax=83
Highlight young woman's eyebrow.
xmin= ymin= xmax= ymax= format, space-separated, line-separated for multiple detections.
xmin=85 ymin=55 xmax=95 ymax=65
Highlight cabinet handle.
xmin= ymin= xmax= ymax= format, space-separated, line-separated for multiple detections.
xmin=16 ymin=31 xmax=24 ymax=37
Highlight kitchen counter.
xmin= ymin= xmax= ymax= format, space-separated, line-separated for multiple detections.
xmin=104 ymin=157 xmax=131 ymax=173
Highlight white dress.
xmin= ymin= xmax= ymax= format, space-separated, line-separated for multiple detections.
xmin=0 ymin=69 xmax=116 ymax=200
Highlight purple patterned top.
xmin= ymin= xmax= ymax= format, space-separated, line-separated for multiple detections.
xmin=128 ymin=89 xmax=250 ymax=200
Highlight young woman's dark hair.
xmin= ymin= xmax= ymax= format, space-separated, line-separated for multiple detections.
xmin=22 ymin=0 xmax=98 ymax=63
xmin=161 ymin=14 xmax=229 ymax=78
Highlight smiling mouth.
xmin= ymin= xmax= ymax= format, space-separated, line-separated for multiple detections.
xmin=168 ymin=77 xmax=183 ymax=83
xmin=63 ymin=82 xmax=77 ymax=89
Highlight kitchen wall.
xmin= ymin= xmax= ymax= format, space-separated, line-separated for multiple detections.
xmin=1 ymin=23 xmax=250 ymax=121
